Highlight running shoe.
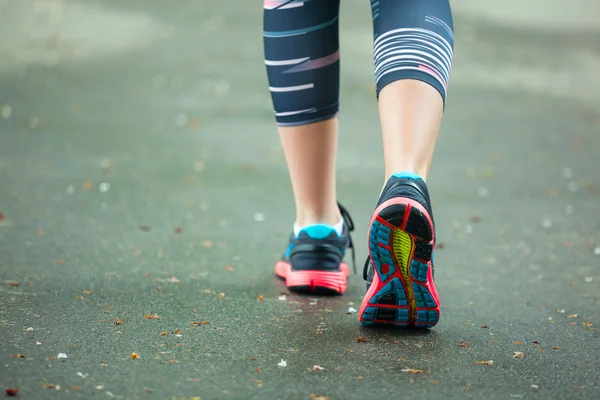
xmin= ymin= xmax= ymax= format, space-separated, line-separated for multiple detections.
xmin=275 ymin=203 xmax=355 ymax=295
xmin=358 ymin=172 xmax=440 ymax=328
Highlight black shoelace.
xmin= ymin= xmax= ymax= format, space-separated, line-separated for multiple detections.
xmin=337 ymin=203 xmax=357 ymax=275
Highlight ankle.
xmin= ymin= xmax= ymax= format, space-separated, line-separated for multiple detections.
xmin=295 ymin=206 xmax=341 ymax=227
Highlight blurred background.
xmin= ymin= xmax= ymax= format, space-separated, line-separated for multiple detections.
xmin=1 ymin=1 xmax=599 ymax=399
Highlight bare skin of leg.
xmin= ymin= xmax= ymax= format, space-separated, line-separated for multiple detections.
xmin=278 ymin=117 xmax=341 ymax=227
xmin=280 ymin=79 xmax=442 ymax=226
xmin=378 ymin=80 xmax=444 ymax=183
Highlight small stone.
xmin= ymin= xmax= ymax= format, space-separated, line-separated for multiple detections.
xmin=194 ymin=161 xmax=205 ymax=172
xmin=57 ymin=353 xmax=68 ymax=359
xmin=477 ymin=187 xmax=489 ymax=198
xmin=593 ymin=246 xmax=600 ymax=255
xmin=562 ymin=167 xmax=573 ymax=179
xmin=465 ymin=225 xmax=473 ymax=234
xmin=66 ymin=185 xmax=75 ymax=195
xmin=215 ymin=80 xmax=230 ymax=97
xmin=584 ymin=277 xmax=593 ymax=283
xmin=2 ymin=104 xmax=12 ymax=118
xmin=542 ymin=219 xmax=552 ymax=228
xmin=277 ymin=359 xmax=287 ymax=367
xmin=253 ymin=213 xmax=265 ymax=222
xmin=29 ymin=116 xmax=41 ymax=128
xmin=175 ymin=113 xmax=188 ymax=128
xmin=99 ymin=182 xmax=110 ymax=193
xmin=278 ymin=295 xmax=287 ymax=301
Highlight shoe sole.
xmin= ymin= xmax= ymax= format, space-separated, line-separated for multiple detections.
xmin=275 ymin=261 xmax=350 ymax=295
xmin=358 ymin=197 xmax=440 ymax=328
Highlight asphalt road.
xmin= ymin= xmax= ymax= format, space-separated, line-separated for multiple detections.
xmin=1 ymin=1 xmax=599 ymax=399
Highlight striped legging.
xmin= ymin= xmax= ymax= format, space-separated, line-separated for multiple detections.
xmin=264 ymin=0 xmax=454 ymax=126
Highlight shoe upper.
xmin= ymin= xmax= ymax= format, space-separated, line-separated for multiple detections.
xmin=282 ymin=203 xmax=356 ymax=273
xmin=364 ymin=174 xmax=435 ymax=285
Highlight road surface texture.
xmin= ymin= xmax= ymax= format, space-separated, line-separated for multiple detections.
xmin=1 ymin=0 xmax=599 ymax=399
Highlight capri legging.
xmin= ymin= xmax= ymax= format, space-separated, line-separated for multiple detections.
xmin=263 ymin=0 xmax=454 ymax=126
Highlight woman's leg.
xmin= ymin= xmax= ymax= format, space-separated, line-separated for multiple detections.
xmin=264 ymin=0 xmax=342 ymax=229
xmin=373 ymin=0 xmax=453 ymax=182
xmin=359 ymin=0 xmax=454 ymax=327
xmin=264 ymin=0 xmax=354 ymax=295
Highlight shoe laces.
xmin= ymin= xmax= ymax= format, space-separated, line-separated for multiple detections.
xmin=337 ymin=202 xmax=357 ymax=275
xmin=362 ymin=256 xmax=371 ymax=281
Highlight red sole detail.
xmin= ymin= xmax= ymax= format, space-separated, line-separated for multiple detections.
xmin=358 ymin=196 xmax=440 ymax=327
xmin=275 ymin=261 xmax=349 ymax=294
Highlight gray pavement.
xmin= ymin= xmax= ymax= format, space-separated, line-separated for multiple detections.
xmin=1 ymin=1 xmax=600 ymax=399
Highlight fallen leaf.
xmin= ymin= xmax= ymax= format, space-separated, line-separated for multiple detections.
xmin=0 ymin=212 xmax=4 ymax=220
xmin=131 ymin=353 xmax=140 ymax=359
xmin=6 ymin=388 xmax=18 ymax=396
xmin=458 ymin=342 xmax=468 ymax=348
xmin=10 ymin=282 xmax=19 ymax=287
xmin=313 ymin=365 xmax=324 ymax=371
xmin=57 ymin=259 xmax=64 ymax=265
xmin=583 ymin=321 xmax=592 ymax=327
xmin=201 ymin=240 xmax=214 ymax=248
xmin=434 ymin=242 xmax=446 ymax=249
xmin=552 ymin=346 xmax=561 ymax=350
xmin=218 ymin=292 xmax=226 ymax=299
xmin=224 ymin=265 xmax=235 ymax=272
xmin=250 ymin=357 xmax=257 ymax=361
xmin=172 ymin=329 xmax=182 ymax=335
xmin=168 ymin=276 xmax=180 ymax=283
xmin=481 ymin=325 xmax=489 ymax=329
xmin=191 ymin=321 xmax=210 ymax=326
xmin=309 ymin=394 xmax=329 ymax=400
xmin=139 ymin=224 xmax=151 ymax=231
xmin=161 ymin=331 xmax=167 ymax=336
xmin=83 ymin=290 xmax=94 ymax=295
xmin=146 ymin=314 xmax=160 ymax=320
xmin=115 ymin=318 xmax=122 ymax=325
xmin=475 ymin=360 xmax=493 ymax=365
xmin=514 ymin=341 xmax=523 ymax=345
xmin=174 ymin=227 xmax=183 ymax=234
xmin=513 ymin=352 xmax=524 ymax=359
xmin=255 ymin=368 xmax=262 ymax=373
xmin=257 ymin=295 xmax=264 ymax=301
xmin=83 ymin=181 xmax=93 ymax=191
xmin=356 ymin=336 xmax=367 ymax=343
xmin=401 ymin=368 xmax=423 ymax=374
xmin=12 ymin=354 xmax=26 ymax=358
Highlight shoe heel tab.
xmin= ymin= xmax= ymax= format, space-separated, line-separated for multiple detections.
xmin=300 ymin=224 xmax=337 ymax=239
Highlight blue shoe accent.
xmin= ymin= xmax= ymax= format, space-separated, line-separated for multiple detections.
xmin=369 ymin=220 xmax=395 ymax=281
xmin=410 ymin=260 xmax=428 ymax=282
xmin=300 ymin=224 xmax=338 ymax=239
xmin=416 ymin=310 xmax=439 ymax=328
xmin=370 ymin=277 xmax=408 ymax=306
xmin=284 ymin=243 xmax=295 ymax=257
xmin=391 ymin=171 xmax=423 ymax=181
xmin=412 ymin=282 xmax=437 ymax=308
xmin=361 ymin=306 xmax=378 ymax=322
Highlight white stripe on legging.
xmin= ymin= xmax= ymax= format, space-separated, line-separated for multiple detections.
xmin=269 ymin=83 xmax=314 ymax=92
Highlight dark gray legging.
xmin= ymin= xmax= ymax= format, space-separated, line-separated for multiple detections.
xmin=263 ymin=0 xmax=454 ymax=126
